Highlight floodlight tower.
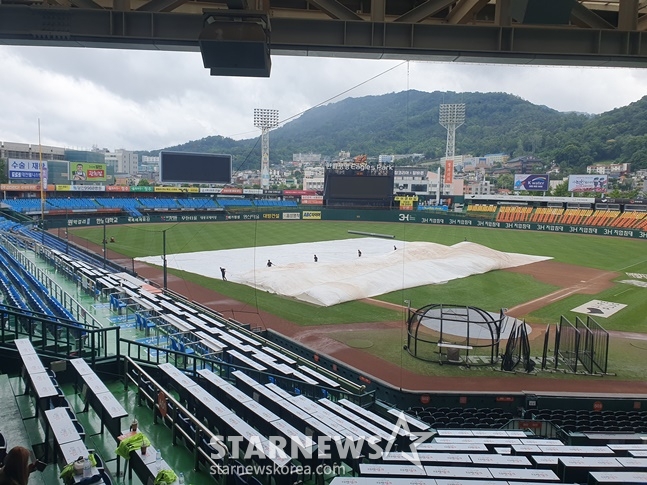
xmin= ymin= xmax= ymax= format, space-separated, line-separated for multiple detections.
xmin=254 ymin=108 xmax=279 ymax=190
xmin=439 ymin=103 xmax=466 ymax=160
xmin=438 ymin=104 xmax=465 ymax=203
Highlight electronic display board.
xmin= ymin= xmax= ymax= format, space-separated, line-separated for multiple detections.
xmin=324 ymin=174 xmax=394 ymax=199
xmin=160 ymin=151 xmax=232 ymax=184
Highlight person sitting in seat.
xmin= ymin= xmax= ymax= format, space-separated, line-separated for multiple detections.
xmin=0 ymin=446 xmax=41 ymax=485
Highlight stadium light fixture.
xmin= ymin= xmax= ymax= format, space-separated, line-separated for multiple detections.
xmin=254 ymin=108 xmax=279 ymax=190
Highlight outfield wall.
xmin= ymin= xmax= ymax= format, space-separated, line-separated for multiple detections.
xmin=44 ymin=208 xmax=647 ymax=240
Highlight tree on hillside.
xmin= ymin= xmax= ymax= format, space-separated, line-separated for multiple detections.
xmin=137 ymin=179 xmax=150 ymax=186
xmin=629 ymin=149 xmax=647 ymax=170
xmin=154 ymin=91 xmax=647 ymax=173
xmin=552 ymin=181 xmax=570 ymax=197
xmin=495 ymin=173 xmax=514 ymax=191
xmin=0 ymin=159 xmax=7 ymax=184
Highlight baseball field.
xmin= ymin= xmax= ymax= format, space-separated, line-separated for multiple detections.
xmin=70 ymin=219 xmax=647 ymax=388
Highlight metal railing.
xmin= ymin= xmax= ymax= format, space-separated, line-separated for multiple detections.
xmin=0 ymin=304 xmax=119 ymax=365
xmin=505 ymin=418 xmax=559 ymax=438
xmin=121 ymin=338 xmax=375 ymax=406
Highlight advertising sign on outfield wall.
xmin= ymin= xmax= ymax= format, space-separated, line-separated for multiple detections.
xmin=47 ymin=211 xmax=647 ymax=240
xmin=302 ymin=211 xmax=322 ymax=220
xmin=568 ymin=174 xmax=608 ymax=193
xmin=514 ymin=174 xmax=549 ymax=191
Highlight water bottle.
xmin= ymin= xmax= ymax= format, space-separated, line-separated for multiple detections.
xmin=156 ymin=450 xmax=162 ymax=471
xmin=179 ymin=472 xmax=185 ymax=484
xmin=83 ymin=456 xmax=92 ymax=478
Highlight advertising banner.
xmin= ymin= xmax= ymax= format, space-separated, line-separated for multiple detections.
xmin=514 ymin=174 xmax=549 ymax=191
xmin=302 ymin=211 xmax=322 ymax=220
xmin=56 ymin=184 xmax=106 ymax=192
xmin=130 ymin=186 xmax=154 ymax=192
xmin=282 ymin=213 xmax=301 ymax=220
xmin=284 ymin=189 xmax=318 ymax=196
xmin=153 ymin=186 xmax=199 ymax=193
xmin=568 ymin=174 xmax=608 ymax=193
xmin=106 ymin=185 xmax=131 ymax=192
xmin=1 ymin=183 xmax=55 ymax=191
xmin=444 ymin=160 xmax=454 ymax=185
xmin=8 ymin=159 xmax=47 ymax=181
xmin=69 ymin=162 xmax=107 ymax=182
xmin=301 ymin=195 xmax=323 ymax=205
xmin=220 ymin=187 xmax=243 ymax=195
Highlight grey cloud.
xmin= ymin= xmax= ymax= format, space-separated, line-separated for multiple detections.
xmin=2 ymin=46 xmax=647 ymax=151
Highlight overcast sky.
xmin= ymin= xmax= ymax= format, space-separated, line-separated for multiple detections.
xmin=3 ymin=45 xmax=647 ymax=152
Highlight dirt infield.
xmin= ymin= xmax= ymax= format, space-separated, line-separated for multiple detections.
xmin=74 ymin=234 xmax=647 ymax=395
xmin=504 ymin=260 xmax=619 ymax=317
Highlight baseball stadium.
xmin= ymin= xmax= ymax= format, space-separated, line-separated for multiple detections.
xmin=1 ymin=181 xmax=647 ymax=485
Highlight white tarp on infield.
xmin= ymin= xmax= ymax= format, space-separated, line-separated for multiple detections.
xmin=136 ymin=238 xmax=551 ymax=307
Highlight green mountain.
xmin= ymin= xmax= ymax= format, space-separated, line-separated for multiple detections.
xmin=154 ymin=90 xmax=647 ymax=174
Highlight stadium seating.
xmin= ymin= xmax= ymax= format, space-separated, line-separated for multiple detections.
xmin=216 ymin=198 xmax=253 ymax=207
xmin=467 ymin=204 xmax=497 ymax=214
xmin=252 ymin=199 xmax=298 ymax=207
xmin=530 ymin=207 xmax=564 ymax=223
xmin=47 ymin=198 xmax=98 ymax=211
xmin=177 ymin=198 xmax=219 ymax=209
xmin=408 ymin=406 xmax=515 ymax=429
xmin=496 ymin=206 xmax=533 ymax=222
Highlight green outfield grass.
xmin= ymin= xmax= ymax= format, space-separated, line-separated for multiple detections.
xmin=326 ymin=326 xmax=647 ymax=381
xmin=74 ymin=220 xmax=647 ymax=330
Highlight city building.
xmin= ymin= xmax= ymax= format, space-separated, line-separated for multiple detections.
xmin=302 ymin=166 xmax=324 ymax=192
xmin=1 ymin=141 xmax=65 ymax=161
xmin=292 ymin=153 xmax=322 ymax=163
xmin=587 ymin=163 xmax=631 ymax=175
xmin=104 ymin=149 xmax=139 ymax=175
xmin=379 ymin=154 xmax=424 ymax=164
xmin=464 ymin=180 xmax=492 ymax=195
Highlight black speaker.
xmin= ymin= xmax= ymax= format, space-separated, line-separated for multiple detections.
xmin=199 ymin=17 xmax=271 ymax=77
xmin=511 ymin=0 xmax=575 ymax=24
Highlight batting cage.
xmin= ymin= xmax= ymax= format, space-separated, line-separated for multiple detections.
xmin=405 ymin=303 xmax=505 ymax=366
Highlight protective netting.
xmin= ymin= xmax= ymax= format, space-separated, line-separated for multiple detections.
xmin=136 ymin=238 xmax=551 ymax=307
